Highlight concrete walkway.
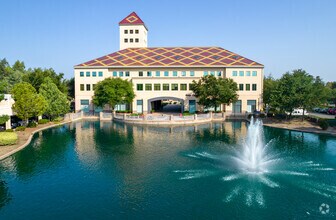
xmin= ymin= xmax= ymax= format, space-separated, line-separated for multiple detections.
xmin=262 ymin=118 xmax=336 ymax=136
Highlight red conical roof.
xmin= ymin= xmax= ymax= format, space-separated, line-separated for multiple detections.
xmin=119 ymin=12 xmax=145 ymax=25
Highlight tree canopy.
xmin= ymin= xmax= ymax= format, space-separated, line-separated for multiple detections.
xmin=23 ymin=68 xmax=68 ymax=95
xmin=191 ymin=75 xmax=238 ymax=111
xmin=0 ymin=115 xmax=10 ymax=125
xmin=12 ymin=82 xmax=47 ymax=122
xmin=39 ymin=78 xmax=69 ymax=119
xmin=92 ymin=78 xmax=135 ymax=110
xmin=266 ymin=69 xmax=330 ymax=116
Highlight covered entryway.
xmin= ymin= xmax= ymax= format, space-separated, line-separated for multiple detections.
xmin=148 ymin=97 xmax=184 ymax=113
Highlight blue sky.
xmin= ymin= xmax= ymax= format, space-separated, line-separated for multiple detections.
xmin=1 ymin=0 xmax=335 ymax=81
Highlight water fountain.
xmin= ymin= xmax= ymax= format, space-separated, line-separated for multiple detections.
xmin=234 ymin=117 xmax=271 ymax=174
xmin=176 ymin=117 xmax=336 ymax=209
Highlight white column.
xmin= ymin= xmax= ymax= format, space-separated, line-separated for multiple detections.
xmin=5 ymin=118 xmax=11 ymax=130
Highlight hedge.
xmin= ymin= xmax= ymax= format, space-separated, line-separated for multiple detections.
xmin=38 ymin=119 xmax=49 ymax=124
xmin=0 ymin=132 xmax=18 ymax=146
xmin=15 ymin=126 xmax=26 ymax=131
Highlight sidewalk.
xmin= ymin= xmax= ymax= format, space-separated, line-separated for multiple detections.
xmin=262 ymin=118 xmax=336 ymax=136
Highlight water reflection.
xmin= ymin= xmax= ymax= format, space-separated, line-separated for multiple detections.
xmin=0 ymin=180 xmax=10 ymax=210
xmin=0 ymin=121 xmax=334 ymax=219
xmin=2 ymin=126 xmax=73 ymax=179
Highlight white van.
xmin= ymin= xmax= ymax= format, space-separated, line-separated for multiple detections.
xmin=287 ymin=108 xmax=308 ymax=116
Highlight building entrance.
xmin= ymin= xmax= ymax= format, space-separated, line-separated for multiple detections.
xmin=148 ymin=97 xmax=184 ymax=113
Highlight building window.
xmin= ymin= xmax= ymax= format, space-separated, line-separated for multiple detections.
xmin=92 ymin=71 xmax=97 ymax=77
xmin=80 ymin=99 xmax=89 ymax=105
xmin=217 ymin=71 xmax=222 ymax=76
xmin=137 ymin=84 xmax=143 ymax=91
xmin=124 ymin=30 xmax=128 ymax=34
xmin=164 ymin=71 xmax=169 ymax=77
xmin=113 ymin=71 xmax=117 ymax=77
xmin=145 ymin=84 xmax=152 ymax=91
xmin=119 ymin=71 xmax=124 ymax=77
xmin=130 ymin=38 xmax=133 ymax=43
xmin=246 ymin=71 xmax=251 ymax=76
xmin=171 ymin=84 xmax=178 ymax=91
xmin=252 ymin=84 xmax=257 ymax=91
xmin=180 ymin=84 xmax=187 ymax=91
xmin=189 ymin=83 xmax=194 ymax=91
xmin=247 ymin=100 xmax=257 ymax=113
xmin=154 ymin=84 xmax=161 ymax=91
xmin=80 ymin=72 xmax=84 ymax=77
xmin=181 ymin=71 xmax=186 ymax=76
xmin=203 ymin=71 xmax=208 ymax=76
xmin=239 ymin=71 xmax=244 ymax=76
xmin=232 ymin=71 xmax=237 ymax=76
xmin=86 ymin=71 xmax=90 ymax=77
xmin=190 ymin=71 xmax=195 ymax=76
xmin=139 ymin=71 xmax=143 ymax=77
xmin=173 ymin=71 xmax=178 ymax=77
xmin=80 ymin=84 xmax=84 ymax=91
xmin=93 ymin=84 xmax=96 ymax=90
xmin=124 ymin=38 xmax=128 ymax=43
xmin=135 ymin=38 xmax=139 ymax=43
xmin=147 ymin=71 xmax=152 ymax=77
xmin=130 ymin=30 xmax=133 ymax=34
xmin=155 ymin=71 xmax=160 ymax=77
xmin=98 ymin=71 xmax=103 ymax=77
xmin=233 ymin=100 xmax=242 ymax=113
xmin=135 ymin=29 xmax=139 ymax=34
xmin=125 ymin=71 xmax=130 ymax=77
xmin=163 ymin=84 xmax=169 ymax=91
xmin=246 ymin=84 xmax=250 ymax=91
xmin=86 ymin=84 xmax=91 ymax=91
xmin=210 ymin=71 xmax=215 ymax=76
xmin=252 ymin=71 xmax=257 ymax=76
xmin=239 ymin=84 xmax=244 ymax=91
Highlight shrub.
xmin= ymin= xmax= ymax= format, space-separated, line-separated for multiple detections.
xmin=52 ymin=117 xmax=64 ymax=122
xmin=115 ymin=110 xmax=131 ymax=113
xmin=16 ymin=126 xmax=26 ymax=131
xmin=318 ymin=119 xmax=329 ymax=130
xmin=4 ymin=129 xmax=14 ymax=132
xmin=27 ymin=121 xmax=37 ymax=128
xmin=38 ymin=119 xmax=49 ymax=124
xmin=0 ymin=132 xmax=18 ymax=145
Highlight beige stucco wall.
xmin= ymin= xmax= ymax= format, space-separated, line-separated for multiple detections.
xmin=0 ymin=94 xmax=14 ymax=116
xmin=119 ymin=25 xmax=147 ymax=50
xmin=74 ymin=66 xmax=263 ymax=113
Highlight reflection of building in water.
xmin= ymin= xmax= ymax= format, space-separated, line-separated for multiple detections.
xmin=72 ymin=120 xmax=249 ymax=207
xmin=74 ymin=121 xmax=100 ymax=165
xmin=223 ymin=120 xmax=248 ymax=140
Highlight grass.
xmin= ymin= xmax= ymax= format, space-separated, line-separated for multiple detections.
xmin=0 ymin=132 xmax=18 ymax=146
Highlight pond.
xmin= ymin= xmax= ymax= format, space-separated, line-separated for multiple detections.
xmin=0 ymin=120 xmax=335 ymax=219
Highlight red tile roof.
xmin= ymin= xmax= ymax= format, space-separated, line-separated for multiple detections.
xmin=119 ymin=12 xmax=145 ymax=26
xmin=76 ymin=47 xmax=263 ymax=68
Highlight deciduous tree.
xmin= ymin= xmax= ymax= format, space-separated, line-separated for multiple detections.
xmin=12 ymin=82 xmax=47 ymax=123
xmin=39 ymin=78 xmax=69 ymax=119
xmin=92 ymin=78 xmax=135 ymax=111
xmin=191 ymin=75 xmax=238 ymax=112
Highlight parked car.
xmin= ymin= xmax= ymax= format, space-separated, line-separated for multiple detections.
xmin=319 ymin=108 xmax=328 ymax=114
xmin=11 ymin=122 xmax=18 ymax=129
xmin=327 ymin=108 xmax=336 ymax=115
xmin=313 ymin=107 xmax=320 ymax=112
